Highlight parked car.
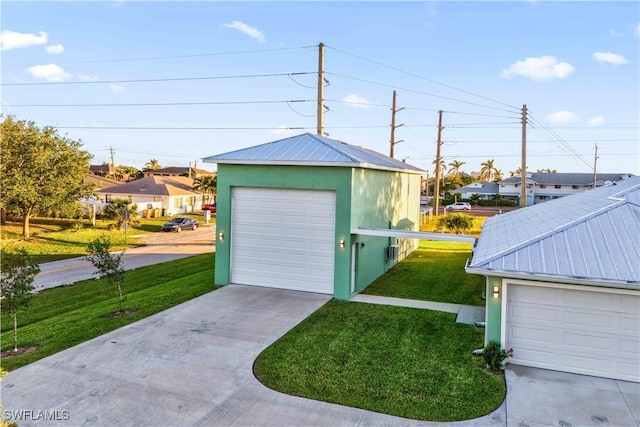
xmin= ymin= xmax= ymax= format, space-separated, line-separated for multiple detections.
xmin=445 ymin=202 xmax=471 ymax=211
xmin=161 ymin=217 xmax=199 ymax=232
xmin=202 ymin=203 xmax=216 ymax=213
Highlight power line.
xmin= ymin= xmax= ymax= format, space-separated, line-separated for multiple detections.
xmin=2 ymin=72 xmax=315 ymax=86
xmin=6 ymin=100 xmax=312 ymax=107
xmin=325 ymin=71 xmax=519 ymax=113
xmin=3 ymin=46 xmax=316 ymax=68
xmin=54 ymin=123 xmax=521 ymax=131
xmin=325 ymin=44 xmax=521 ymax=112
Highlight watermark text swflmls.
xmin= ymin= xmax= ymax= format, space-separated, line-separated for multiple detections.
xmin=4 ymin=409 xmax=70 ymax=421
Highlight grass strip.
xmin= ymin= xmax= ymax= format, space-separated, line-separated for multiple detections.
xmin=254 ymin=300 xmax=504 ymax=421
xmin=1 ymin=253 xmax=216 ymax=371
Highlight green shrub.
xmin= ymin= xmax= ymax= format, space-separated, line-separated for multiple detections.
xmin=482 ymin=341 xmax=513 ymax=371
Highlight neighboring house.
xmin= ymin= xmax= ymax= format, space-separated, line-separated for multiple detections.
xmin=89 ymin=164 xmax=114 ymax=177
xmin=499 ymin=172 xmax=635 ymax=205
xmin=203 ymin=132 xmax=424 ymax=300
xmin=451 ymin=182 xmax=499 ymax=200
xmin=143 ymin=166 xmax=216 ymax=179
xmin=466 ymin=177 xmax=640 ymax=382
xmin=96 ymin=176 xmax=203 ymax=216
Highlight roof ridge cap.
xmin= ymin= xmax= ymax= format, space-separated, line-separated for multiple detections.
xmin=307 ymin=133 xmax=361 ymax=163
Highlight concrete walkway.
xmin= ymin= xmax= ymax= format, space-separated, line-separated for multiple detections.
xmin=351 ymin=294 xmax=485 ymax=325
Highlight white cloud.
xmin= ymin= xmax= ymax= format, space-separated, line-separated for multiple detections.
xmin=78 ymin=73 xmax=98 ymax=82
xmin=546 ymin=110 xmax=580 ymax=124
xmin=26 ymin=64 xmax=71 ymax=82
xmin=587 ymin=116 xmax=605 ymax=127
xmin=500 ymin=56 xmax=574 ymax=81
xmin=593 ymin=51 xmax=628 ymax=65
xmin=224 ymin=21 xmax=265 ymax=43
xmin=343 ymin=94 xmax=372 ymax=109
xmin=1 ymin=30 xmax=48 ymax=50
xmin=45 ymin=44 xmax=64 ymax=54
xmin=635 ymin=22 xmax=640 ymax=38
xmin=110 ymin=84 xmax=125 ymax=94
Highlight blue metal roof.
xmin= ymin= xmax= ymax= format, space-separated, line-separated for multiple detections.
xmin=202 ymin=133 xmax=424 ymax=173
xmin=468 ymin=176 xmax=640 ymax=287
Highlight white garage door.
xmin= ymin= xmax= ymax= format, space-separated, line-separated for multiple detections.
xmin=506 ymin=283 xmax=640 ymax=382
xmin=231 ymin=187 xmax=336 ymax=294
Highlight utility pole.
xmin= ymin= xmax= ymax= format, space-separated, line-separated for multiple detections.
xmin=434 ymin=110 xmax=444 ymax=215
xmin=520 ymin=104 xmax=527 ymax=207
xmin=316 ymin=42 xmax=325 ymax=136
xmin=389 ymin=90 xmax=405 ymax=158
xmin=109 ymin=146 xmax=116 ymax=178
xmin=593 ymin=144 xmax=599 ymax=188
xmin=188 ymin=161 xmax=192 ymax=179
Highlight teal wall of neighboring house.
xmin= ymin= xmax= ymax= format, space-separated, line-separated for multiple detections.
xmin=484 ymin=276 xmax=503 ymax=345
xmin=349 ymin=168 xmax=421 ymax=294
xmin=214 ymin=163 xmax=421 ymax=300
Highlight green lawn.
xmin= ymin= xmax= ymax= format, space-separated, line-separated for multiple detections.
xmin=0 ymin=253 xmax=217 ymax=371
xmin=254 ymin=300 xmax=504 ymax=421
xmin=362 ymin=241 xmax=485 ymax=306
xmin=1 ymin=214 xmax=213 ymax=263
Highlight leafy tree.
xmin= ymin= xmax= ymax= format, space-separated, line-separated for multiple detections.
xmin=437 ymin=213 xmax=473 ymax=234
xmin=510 ymin=166 xmax=526 ymax=177
xmin=115 ymin=165 xmax=139 ymax=182
xmin=480 ymin=159 xmax=499 ymax=182
xmin=0 ymin=116 xmax=94 ymax=238
xmin=87 ymin=237 xmax=126 ymax=312
xmin=0 ymin=249 xmax=40 ymax=352
xmin=144 ymin=159 xmax=161 ymax=171
xmin=102 ymin=199 xmax=139 ymax=229
xmin=193 ymin=175 xmax=217 ymax=204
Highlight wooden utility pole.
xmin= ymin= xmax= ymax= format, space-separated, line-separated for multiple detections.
xmin=389 ymin=90 xmax=404 ymax=158
xmin=434 ymin=110 xmax=444 ymax=215
xmin=593 ymin=144 xmax=599 ymax=188
xmin=316 ymin=42 xmax=325 ymax=136
xmin=520 ymin=104 xmax=527 ymax=207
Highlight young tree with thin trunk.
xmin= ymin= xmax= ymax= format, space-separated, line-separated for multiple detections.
xmin=0 ymin=249 xmax=40 ymax=352
xmin=87 ymin=237 xmax=126 ymax=312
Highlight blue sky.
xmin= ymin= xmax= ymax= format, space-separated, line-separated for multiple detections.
xmin=2 ymin=1 xmax=639 ymax=176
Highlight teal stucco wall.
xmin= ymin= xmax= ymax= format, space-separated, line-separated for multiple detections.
xmin=214 ymin=163 xmax=421 ymax=300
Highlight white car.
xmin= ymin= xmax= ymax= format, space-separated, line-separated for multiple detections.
xmin=445 ymin=202 xmax=471 ymax=211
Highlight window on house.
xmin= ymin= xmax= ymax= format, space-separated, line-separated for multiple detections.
xmin=105 ymin=195 xmax=112 ymax=203
xmin=539 ymin=184 xmax=546 ymax=189
xmin=174 ymin=198 xmax=181 ymax=208
xmin=555 ymin=185 xmax=562 ymax=189
xmin=539 ymin=196 xmax=548 ymax=200
xmin=572 ymin=185 xmax=579 ymax=189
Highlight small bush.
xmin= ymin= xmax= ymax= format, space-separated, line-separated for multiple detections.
xmin=483 ymin=341 xmax=513 ymax=371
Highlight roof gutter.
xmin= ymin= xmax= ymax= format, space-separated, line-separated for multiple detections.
xmin=464 ymin=263 xmax=640 ymax=291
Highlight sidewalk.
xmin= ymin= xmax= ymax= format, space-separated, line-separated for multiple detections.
xmin=350 ymin=294 xmax=485 ymax=324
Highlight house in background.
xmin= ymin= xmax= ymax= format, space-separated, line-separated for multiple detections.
xmin=466 ymin=177 xmax=640 ymax=382
xmin=451 ymin=181 xmax=499 ymax=200
xmin=96 ymin=176 xmax=203 ymax=216
xmin=204 ymin=133 xmax=424 ymax=300
xmin=499 ymin=172 xmax=635 ymax=205
xmin=143 ymin=166 xmax=216 ymax=179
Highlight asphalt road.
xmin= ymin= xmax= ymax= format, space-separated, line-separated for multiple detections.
xmin=32 ymin=223 xmax=216 ymax=292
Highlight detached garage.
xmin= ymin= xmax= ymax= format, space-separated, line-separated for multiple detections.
xmin=203 ymin=133 xmax=424 ymax=300
xmin=467 ymin=176 xmax=640 ymax=382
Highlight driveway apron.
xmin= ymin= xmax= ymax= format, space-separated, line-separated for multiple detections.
xmin=1 ymin=285 xmax=505 ymax=427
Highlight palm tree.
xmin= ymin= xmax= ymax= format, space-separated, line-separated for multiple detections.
xmin=144 ymin=159 xmax=161 ymax=171
xmin=510 ymin=166 xmax=525 ymax=177
xmin=480 ymin=159 xmax=498 ymax=182
xmin=536 ymin=168 xmax=557 ymax=173
xmin=193 ymin=175 xmax=217 ymax=204
xmin=448 ymin=160 xmax=466 ymax=176
xmin=432 ymin=159 xmax=447 ymax=195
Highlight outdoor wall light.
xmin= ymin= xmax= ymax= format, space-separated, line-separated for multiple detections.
xmin=219 ymin=232 xmax=224 ymax=241
xmin=492 ymin=286 xmax=500 ymax=299
xmin=339 ymin=239 xmax=345 ymax=248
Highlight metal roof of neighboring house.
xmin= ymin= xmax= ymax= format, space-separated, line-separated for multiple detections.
xmin=467 ymin=176 xmax=640 ymax=287
xmin=202 ymin=133 xmax=424 ymax=174
xmin=452 ymin=182 xmax=499 ymax=195
xmin=98 ymin=176 xmax=199 ymax=196
xmin=501 ymin=172 xmax=635 ymax=186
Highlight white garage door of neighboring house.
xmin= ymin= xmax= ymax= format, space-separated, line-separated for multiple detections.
xmin=505 ymin=282 xmax=640 ymax=382
xmin=231 ymin=187 xmax=336 ymax=294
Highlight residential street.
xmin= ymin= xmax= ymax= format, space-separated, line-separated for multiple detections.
xmin=32 ymin=224 xmax=216 ymax=292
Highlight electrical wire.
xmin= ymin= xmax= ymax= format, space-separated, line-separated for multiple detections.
xmin=2 ymin=72 xmax=315 ymax=86
xmin=6 ymin=100 xmax=312 ymax=107
xmin=325 ymin=44 xmax=521 ymax=112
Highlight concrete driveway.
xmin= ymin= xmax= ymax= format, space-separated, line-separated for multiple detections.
xmin=3 ymin=285 xmax=637 ymax=426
